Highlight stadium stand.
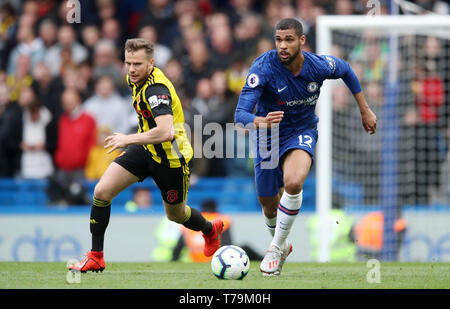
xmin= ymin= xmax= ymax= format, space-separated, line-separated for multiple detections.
xmin=0 ymin=176 xmax=317 ymax=213
xmin=0 ymin=0 xmax=448 ymax=213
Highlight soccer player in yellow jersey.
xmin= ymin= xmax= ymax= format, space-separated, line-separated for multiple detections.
xmin=69 ymin=39 xmax=224 ymax=273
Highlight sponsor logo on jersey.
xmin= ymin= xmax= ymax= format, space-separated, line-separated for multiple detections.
xmin=277 ymin=86 xmax=287 ymax=93
xmin=149 ymin=95 xmax=170 ymax=109
xmin=276 ymin=94 xmax=319 ymax=107
xmin=325 ymin=56 xmax=336 ymax=74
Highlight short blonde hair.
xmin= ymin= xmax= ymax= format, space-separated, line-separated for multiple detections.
xmin=124 ymin=38 xmax=154 ymax=59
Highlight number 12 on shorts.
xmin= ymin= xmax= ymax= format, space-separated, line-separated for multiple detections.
xmin=298 ymin=134 xmax=313 ymax=148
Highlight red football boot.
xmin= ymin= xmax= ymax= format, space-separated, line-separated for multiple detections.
xmin=202 ymin=219 xmax=224 ymax=257
xmin=68 ymin=251 xmax=105 ymax=273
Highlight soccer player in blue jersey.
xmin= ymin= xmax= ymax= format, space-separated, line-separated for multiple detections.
xmin=234 ymin=18 xmax=377 ymax=276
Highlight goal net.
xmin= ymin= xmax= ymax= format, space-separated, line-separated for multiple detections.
xmin=315 ymin=15 xmax=450 ymax=262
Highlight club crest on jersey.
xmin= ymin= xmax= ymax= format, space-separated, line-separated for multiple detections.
xmin=307 ymin=82 xmax=318 ymax=93
xmin=247 ymin=73 xmax=259 ymax=88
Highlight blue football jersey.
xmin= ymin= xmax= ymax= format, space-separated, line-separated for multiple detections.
xmin=235 ymin=49 xmax=362 ymax=139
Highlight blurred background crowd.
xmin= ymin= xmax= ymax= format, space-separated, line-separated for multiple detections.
xmin=0 ymin=0 xmax=449 ymax=205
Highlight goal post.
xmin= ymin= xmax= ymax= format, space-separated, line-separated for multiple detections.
xmin=315 ymin=15 xmax=450 ymax=263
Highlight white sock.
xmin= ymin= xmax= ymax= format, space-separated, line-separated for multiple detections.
xmin=271 ymin=191 xmax=302 ymax=249
xmin=263 ymin=210 xmax=277 ymax=237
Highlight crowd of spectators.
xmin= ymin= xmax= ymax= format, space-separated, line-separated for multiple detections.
xmin=0 ymin=0 xmax=449 ymax=205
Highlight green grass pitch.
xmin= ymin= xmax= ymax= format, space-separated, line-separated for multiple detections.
xmin=0 ymin=261 xmax=449 ymax=289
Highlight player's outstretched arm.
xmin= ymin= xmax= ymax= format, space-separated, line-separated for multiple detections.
xmin=326 ymin=56 xmax=377 ymax=135
xmin=354 ymin=91 xmax=377 ymax=135
xmin=104 ymin=114 xmax=175 ymax=153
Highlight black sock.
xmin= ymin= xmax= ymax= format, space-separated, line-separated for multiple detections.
xmin=90 ymin=198 xmax=111 ymax=252
xmin=182 ymin=206 xmax=212 ymax=234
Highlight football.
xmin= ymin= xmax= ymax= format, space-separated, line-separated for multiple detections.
xmin=211 ymin=245 xmax=250 ymax=280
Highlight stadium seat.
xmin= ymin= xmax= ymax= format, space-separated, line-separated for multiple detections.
xmin=0 ymin=176 xmax=318 ymax=212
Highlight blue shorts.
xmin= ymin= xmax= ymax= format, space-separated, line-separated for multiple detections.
xmin=254 ymin=127 xmax=318 ymax=197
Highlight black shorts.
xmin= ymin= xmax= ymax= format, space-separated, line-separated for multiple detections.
xmin=114 ymin=144 xmax=190 ymax=204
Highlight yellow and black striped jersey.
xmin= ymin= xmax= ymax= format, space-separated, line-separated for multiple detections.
xmin=126 ymin=67 xmax=193 ymax=168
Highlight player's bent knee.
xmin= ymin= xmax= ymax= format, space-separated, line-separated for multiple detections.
xmin=283 ymin=177 xmax=303 ymax=195
xmin=93 ymin=183 xmax=113 ymax=202
xmin=164 ymin=203 xmax=186 ymax=224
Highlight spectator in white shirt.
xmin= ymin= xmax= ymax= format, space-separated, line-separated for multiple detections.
xmin=83 ymin=74 xmax=133 ymax=135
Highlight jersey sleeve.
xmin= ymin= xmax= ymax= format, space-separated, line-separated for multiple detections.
xmin=322 ymin=55 xmax=362 ymax=94
xmin=145 ymin=83 xmax=173 ymax=118
xmin=234 ymin=64 xmax=269 ymax=126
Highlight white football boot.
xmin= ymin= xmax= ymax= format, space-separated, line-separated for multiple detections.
xmin=260 ymin=244 xmax=282 ymax=276
xmin=278 ymin=240 xmax=293 ymax=274
xmin=260 ymin=241 xmax=293 ymax=276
